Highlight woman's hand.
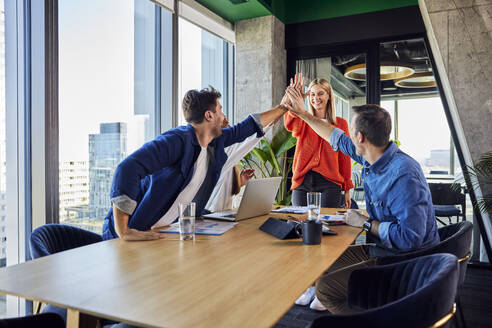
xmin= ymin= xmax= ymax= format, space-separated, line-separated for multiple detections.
xmin=291 ymin=73 xmax=308 ymax=99
xmin=344 ymin=192 xmax=351 ymax=209
xmin=222 ymin=117 xmax=230 ymax=128
xmin=240 ymin=168 xmax=255 ymax=187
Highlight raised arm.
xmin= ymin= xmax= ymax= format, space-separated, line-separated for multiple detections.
xmin=258 ymin=105 xmax=287 ymax=127
xmin=284 ymin=86 xmax=335 ymax=140
xmin=284 ymin=86 xmax=364 ymax=164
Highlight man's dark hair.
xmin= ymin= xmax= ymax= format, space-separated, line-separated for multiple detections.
xmin=352 ymin=104 xmax=392 ymax=147
xmin=182 ymin=87 xmax=221 ymax=124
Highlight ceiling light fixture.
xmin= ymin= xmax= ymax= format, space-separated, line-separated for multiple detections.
xmin=394 ymin=72 xmax=436 ymax=88
xmin=344 ymin=61 xmax=415 ymax=81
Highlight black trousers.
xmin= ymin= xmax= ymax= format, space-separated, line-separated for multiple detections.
xmin=292 ymin=171 xmax=342 ymax=208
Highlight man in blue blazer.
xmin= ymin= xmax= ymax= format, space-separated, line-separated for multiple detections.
xmin=102 ymin=87 xmax=287 ymax=241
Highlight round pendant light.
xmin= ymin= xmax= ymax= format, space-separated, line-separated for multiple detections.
xmin=344 ymin=61 xmax=415 ymax=81
xmin=394 ymin=72 xmax=436 ymax=88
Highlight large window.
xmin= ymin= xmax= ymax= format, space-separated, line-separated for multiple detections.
xmin=58 ymin=0 xmax=171 ymax=233
xmin=381 ymin=97 xmax=457 ymax=175
xmin=178 ymin=18 xmax=234 ymax=125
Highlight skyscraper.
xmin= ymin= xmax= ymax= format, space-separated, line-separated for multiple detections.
xmin=59 ymin=160 xmax=89 ymax=222
xmin=89 ymin=123 xmax=127 ymax=220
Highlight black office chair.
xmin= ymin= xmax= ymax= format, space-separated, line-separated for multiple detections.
xmin=377 ymin=221 xmax=473 ymax=328
xmin=0 ymin=313 xmax=65 ymax=328
xmin=29 ymin=224 xmax=103 ymax=321
xmin=340 ymin=198 xmax=359 ymax=209
xmin=430 ymin=170 xmax=449 ymax=175
xmin=310 ymin=254 xmax=459 ymax=328
xmin=428 ymin=182 xmax=466 ymax=225
xmin=351 ymin=170 xmax=364 ymax=202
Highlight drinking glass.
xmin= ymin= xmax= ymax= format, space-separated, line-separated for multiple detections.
xmin=179 ymin=202 xmax=195 ymax=241
xmin=307 ymin=192 xmax=321 ymax=221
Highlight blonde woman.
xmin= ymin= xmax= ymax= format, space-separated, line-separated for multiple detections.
xmin=284 ymin=75 xmax=354 ymax=310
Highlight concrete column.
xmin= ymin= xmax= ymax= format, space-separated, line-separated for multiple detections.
xmin=235 ymin=15 xmax=286 ymax=133
xmin=420 ymin=0 xmax=492 ymax=260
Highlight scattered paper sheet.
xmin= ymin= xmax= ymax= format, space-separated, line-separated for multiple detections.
xmin=320 ymin=215 xmax=346 ymax=225
xmin=159 ymin=219 xmax=237 ymax=236
xmin=271 ymin=206 xmax=308 ymax=214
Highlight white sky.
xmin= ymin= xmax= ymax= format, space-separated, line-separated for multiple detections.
xmin=178 ymin=18 xmax=202 ymax=125
xmin=59 ymin=0 xmax=135 ymax=161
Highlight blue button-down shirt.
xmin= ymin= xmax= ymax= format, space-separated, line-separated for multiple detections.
xmin=330 ymin=128 xmax=439 ymax=255
xmin=102 ymin=115 xmax=264 ymax=240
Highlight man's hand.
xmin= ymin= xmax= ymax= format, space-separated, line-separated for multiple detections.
xmin=119 ymin=228 xmax=164 ymax=241
xmin=284 ymin=86 xmax=308 ymax=116
xmin=344 ymin=192 xmax=351 ymax=209
xmin=344 ymin=209 xmax=369 ymax=228
xmin=240 ymin=168 xmax=255 ymax=187
xmin=113 ymin=204 xmax=164 ymax=241
xmin=222 ymin=117 xmax=230 ymax=128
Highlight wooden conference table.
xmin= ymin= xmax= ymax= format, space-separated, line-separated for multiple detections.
xmin=0 ymin=208 xmax=361 ymax=328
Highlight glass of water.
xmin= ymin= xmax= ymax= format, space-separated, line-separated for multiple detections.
xmin=307 ymin=192 xmax=321 ymax=221
xmin=179 ymin=202 xmax=195 ymax=241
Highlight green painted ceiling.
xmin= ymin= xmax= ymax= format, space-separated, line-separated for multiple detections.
xmin=195 ymin=0 xmax=418 ymax=24
xmin=194 ymin=0 xmax=271 ymax=22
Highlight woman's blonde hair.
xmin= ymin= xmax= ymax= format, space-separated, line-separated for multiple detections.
xmin=307 ymin=78 xmax=336 ymax=124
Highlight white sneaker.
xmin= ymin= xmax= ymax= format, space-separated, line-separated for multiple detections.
xmin=295 ymin=286 xmax=316 ymax=306
xmin=309 ymin=296 xmax=327 ymax=311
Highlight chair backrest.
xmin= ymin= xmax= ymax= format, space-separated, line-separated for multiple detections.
xmin=0 ymin=313 xmax=65 ymax=328
xmin=339 ymin=198 xmax=359 ymax=209
xmin=377 ymin=221 xmax=473 ymax=286
xmin=310 ymin=254 xmax=459 ymax=328
xmin=30 ymin=224 xmax=102 ymax=259
xmin=352 ymin=170 xmax=362 ymax=188
xmin=428 ymin=182 xmax=465 ymax=206
xmin=429 ymin=170 xmax=449 ymax=175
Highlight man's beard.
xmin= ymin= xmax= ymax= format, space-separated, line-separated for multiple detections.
xmin=214 ymin=122 xmax=223 ymax=137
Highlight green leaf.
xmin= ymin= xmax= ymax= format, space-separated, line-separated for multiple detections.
xmin=271 ymin=129 xmax=291 ymax=153
xmin=275 ymin=136 xmax=297 ymax=158
xmin=250 ymin=147 xmax=269 ymax=164
xmin=261 ymin=139 xmax=281 ymax=175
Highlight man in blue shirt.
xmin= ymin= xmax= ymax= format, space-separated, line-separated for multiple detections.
xmin=284 ymin=82 xmax=439 ymax=313
xmin=103 ymin=87 xmax=287 ymax=241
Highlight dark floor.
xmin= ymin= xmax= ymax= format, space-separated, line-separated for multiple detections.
xmin=274 ymin=265 xmax=492 ymax=328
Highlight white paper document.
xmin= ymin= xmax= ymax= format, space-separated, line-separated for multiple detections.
xmin=320 ymin=215 xmax=346 ymax=224
xmin=159 ymin=219 xmax=237 ymax=236
xmin=271 ymin=206 xmax=308 ymax=214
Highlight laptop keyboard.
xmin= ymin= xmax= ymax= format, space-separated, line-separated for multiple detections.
xmin=215 ymin=210 xmax=236 ymax=218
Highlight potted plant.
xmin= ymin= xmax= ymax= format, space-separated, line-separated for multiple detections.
xmin=241 ymin=129 xmax=297 ymax=205
xmin=455 ymin=151 xmax=492 ymax=214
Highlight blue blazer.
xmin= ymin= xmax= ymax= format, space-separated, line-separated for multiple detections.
xmin=102 ymin=115 xmax=263 ymax=239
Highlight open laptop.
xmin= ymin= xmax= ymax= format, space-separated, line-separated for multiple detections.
xmin=203 ymin=177 xmax=282 ymax=221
